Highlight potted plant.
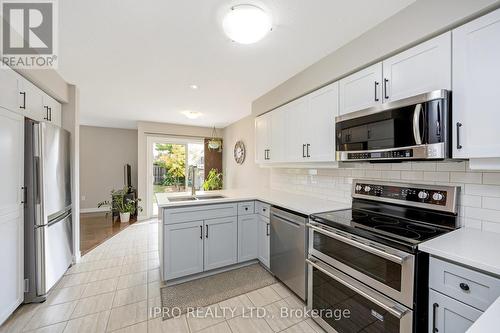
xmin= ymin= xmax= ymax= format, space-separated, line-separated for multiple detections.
xmin=202 ymin=169 xmax=223 ymax=191
xmin=98 ymin=187 xmax=143 ymax=223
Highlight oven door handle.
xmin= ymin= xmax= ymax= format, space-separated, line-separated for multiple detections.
xmin=413 ymin=103 xmax=423 ymax=145
xmin=307 ymin=223 xmax=410 ymax=264
xmin=306 ymin=258 xmax=408 ymax=319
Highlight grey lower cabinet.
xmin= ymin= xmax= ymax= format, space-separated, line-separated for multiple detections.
xmin=204 ymin=216 xmax=238 ymax=271
xmin=257 ymin=215 xmax=270 ymax=268
xmin=429 ymin=289 xmax=482 ymax=333
xmin=237 ymin=215 xmax=259 ymax=262
xmin=164 ymin=220 xmax=204 ymax=280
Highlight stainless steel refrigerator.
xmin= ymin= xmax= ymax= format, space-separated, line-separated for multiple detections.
xmin=24 ymin=119 xmax=73 ymax=303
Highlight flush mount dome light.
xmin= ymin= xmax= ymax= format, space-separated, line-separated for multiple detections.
xmin=181 ymin=110 xmax=202 ymax=119
xmin=222 ymin=4 xmax=272 ymax=44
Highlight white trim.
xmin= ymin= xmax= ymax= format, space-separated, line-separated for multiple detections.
xmin=80 ymin=207 xmax=110 ymax=213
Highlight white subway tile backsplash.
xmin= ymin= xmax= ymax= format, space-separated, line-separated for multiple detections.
xmin=450 ymin=172 xmax=482 ymax=184
xmin=483 ymin=173 xmax=500 ymax=185
xmin=270 ymin=161 xmax=500 ymax=234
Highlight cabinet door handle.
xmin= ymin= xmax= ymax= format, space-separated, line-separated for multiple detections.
xmin=459 ymin=282 xmax=470 ymax=291
xmin=432 ymin=303 xmax=439 ymax=333
xmin=302 ymin=144 xmax=306 ymax=158
xmin=21 ymin=186 xmax=27 ymax=204
xmin=266 ymin=223 xmax=270 ymax=236
xmin=200 ymin=225 xmax=203 ymax=239
xmin=49 ymin=107 xmax=52 ymax=121
xmin=267 ymin=149 xmax=270 ymax=160
xmin=205 ymin=225 xmax=209 ymax=238
xmin=43 ymin=106 xmax=49 ymax=120
xmin=374 ymin=81 xmax=379 ymax=102
xmin=456 ymin=122 xmax=463 ymax=150
xmin=383 ymin=78 xmax=389 ymax=100
xmin=20 ymin=92 xmax=26 ymax=109
xmin=307 ymin=144 xmax=311 ymax=158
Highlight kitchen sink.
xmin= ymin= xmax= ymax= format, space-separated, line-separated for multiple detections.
xmin=168 ymin=195 xmax=226 ymax=202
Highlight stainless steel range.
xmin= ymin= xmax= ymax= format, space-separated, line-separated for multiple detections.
xmin=306 ymin=180 xmax=459 ymax=333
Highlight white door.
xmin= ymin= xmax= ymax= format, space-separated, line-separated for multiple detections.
xmin=164 ymin=220 xmax=204 ymax=280
xmin=452 ymin=8 xmax=500 ymax=159
xmin=307 ymin=82 xmax=339 ymax=162
xmin=257 ymin=216 xmax=270 ymax=268
xmin=339 ymin=62 xmax=382 ymax=115
xmin=204 ymin=216 xmax=237 ymax=271
xmin=383 ymin=32 xmax=451 ymax=103
xmin=0 ymin=67 xmax=20 ymax=113
xmin=237 ymin=215 xmax=258 ymax=262
xmin=18 ymin=78 xmax=44 ymax=122
xmin=255 ymin=113 xmax=270 ymax=163
xmin=0 ymin=109 xmax=24 ymax=325
xmin=429 ymin=290 xmax=482 ymax=333
xmin=284 ymin=96 xmax=309 ymax=162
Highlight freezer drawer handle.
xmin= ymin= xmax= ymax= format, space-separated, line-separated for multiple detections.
xmin=307 ymin=258 xmax=407 ymax=319
xmin=307 ymin=222 xmax=409 ymax=264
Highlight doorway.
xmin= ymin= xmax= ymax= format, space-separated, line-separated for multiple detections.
xmin=147 ymin=137 xmax=205 ymax=216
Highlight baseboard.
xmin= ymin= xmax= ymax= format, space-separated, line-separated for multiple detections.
xmin=80 ymin=207 xmax=110 ymax=213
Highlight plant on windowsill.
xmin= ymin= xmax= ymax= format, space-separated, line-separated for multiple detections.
xmin=202 ymin=169 xmax=223 ymax=191
xmin=97 ymin=187 xmax=143 ymax=223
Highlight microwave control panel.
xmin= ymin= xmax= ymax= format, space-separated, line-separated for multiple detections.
xmin=348 ymin=149 xmax=413 ymax=160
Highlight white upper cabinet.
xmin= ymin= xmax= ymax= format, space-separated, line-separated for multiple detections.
xmin=255 ymin=113 xmax=271 ymax=163
xmin=18 ymin=77 xmax=45 ymax=121
xmin=307 ymin=82 xmax=338 ymax=162
xmin=339 ymin=63 xmax=382 ymax=115
xmin=269 ymin=107 xmax=286 ymax=163
xmin=284 ymin=96 xmax=309 ymax=162
xmin=452 ymin=8 xmax=500 ymax=161
xmin=383 ymin=32 xmax=451 ymax=102
xmin=0 ymin=67 xmax=20 ymax=112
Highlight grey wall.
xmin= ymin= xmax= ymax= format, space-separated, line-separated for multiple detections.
xmin=80 ymin=125 xmax=138 ymax=210
xmin=252 ymin=0 xmax=500 ymax=115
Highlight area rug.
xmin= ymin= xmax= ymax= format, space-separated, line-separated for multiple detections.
xmin=160 ymin=263 xmax=276 ymax=319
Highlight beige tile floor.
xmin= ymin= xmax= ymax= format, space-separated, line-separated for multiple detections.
xmin=0 ymin=219 xmax=325 ymax=333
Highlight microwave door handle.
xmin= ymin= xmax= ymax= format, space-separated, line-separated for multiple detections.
xmin=413 ymin=103 xmax=423 ymax=145
xmin=306 ymin=258 xmax=408 ymax=319
xmin=307 ymin=223 xmax=409 ymax=264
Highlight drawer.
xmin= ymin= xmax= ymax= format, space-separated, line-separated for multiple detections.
xmin=238 ymin=201 xmax=255 ymax=215
xmin=164 ymin=203 xmax=238 ymax=224
xmin=429 ymin=256 xmax=500 ymax=311
xmin=255 ymin=201 xmax=270 ymax=218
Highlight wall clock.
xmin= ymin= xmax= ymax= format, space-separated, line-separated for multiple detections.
xmin=234 ymin=141 xmax=246 ymax=164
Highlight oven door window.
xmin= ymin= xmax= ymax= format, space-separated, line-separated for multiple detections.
xmin=312 ymin=268 xmax=402 ymax=333
xmin=313 ymin=232 xmax=402 ymax=291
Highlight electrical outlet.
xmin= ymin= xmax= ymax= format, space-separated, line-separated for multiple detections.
xmin=81 ymin=195 xmax=86 ymax=201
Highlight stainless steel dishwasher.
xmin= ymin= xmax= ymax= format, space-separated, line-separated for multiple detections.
xmin=270 ymin=206 xmax=308 ymax=301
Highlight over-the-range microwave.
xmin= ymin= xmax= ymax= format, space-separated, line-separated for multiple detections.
xmin=336 ymin=90 xmax=451 ymax=162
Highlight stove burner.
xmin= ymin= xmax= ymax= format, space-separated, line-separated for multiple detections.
xmin=374 ymin=225 xmax=421 ymax=240
xmin=407 ymin=224 xmax=437 ymax=233
xmin=371 ymin=216 xmax=399 ymax=225
xmin=352 ymin=211 xmax=368 ymax=219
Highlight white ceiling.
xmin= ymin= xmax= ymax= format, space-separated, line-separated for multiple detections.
xmin=58 ymin=0 xmax=415 ymax=129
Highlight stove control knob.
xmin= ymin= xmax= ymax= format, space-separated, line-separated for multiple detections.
xmin=418 ymin=191 xmax=429 ymax=199
xmin=355 ymin=185 xmax=363 ymax=192
xmin=364 ymin=186 xmax=371 ymax=193
xmin=432 ymin=192 xmax=444 ymax=201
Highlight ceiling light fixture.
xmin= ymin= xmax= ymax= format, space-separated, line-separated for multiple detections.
xmin=222 ymin=4 xmax=272 ymax=44
xmin=189 ymin=84 xmax=199 ymax=90
xmin=181 ymin=110 xmax=202 ymax=119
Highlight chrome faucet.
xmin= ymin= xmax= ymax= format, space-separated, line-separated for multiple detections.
xmin=188 ymin=165 xmax=198 ymax=196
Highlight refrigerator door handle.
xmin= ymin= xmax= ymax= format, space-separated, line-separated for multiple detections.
xmin=48 ymin=209 xmax=71 ymax=226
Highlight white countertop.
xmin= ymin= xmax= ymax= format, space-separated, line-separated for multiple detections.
xmin=156 ymin=189 xmax=351 ymax=215
xmin=419 ymin=228 xmax=500 ymax=277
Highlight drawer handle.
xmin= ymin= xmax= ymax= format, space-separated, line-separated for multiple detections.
xmin=263 ymin=208 xmax=266 ymax=212
xmin=245 ymin=207 xmax=248 ymax=211
xmin=432 ymin=303 xmax=439 ymax=333
xmin=459 ymin=283 xmax=470 ymax=292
